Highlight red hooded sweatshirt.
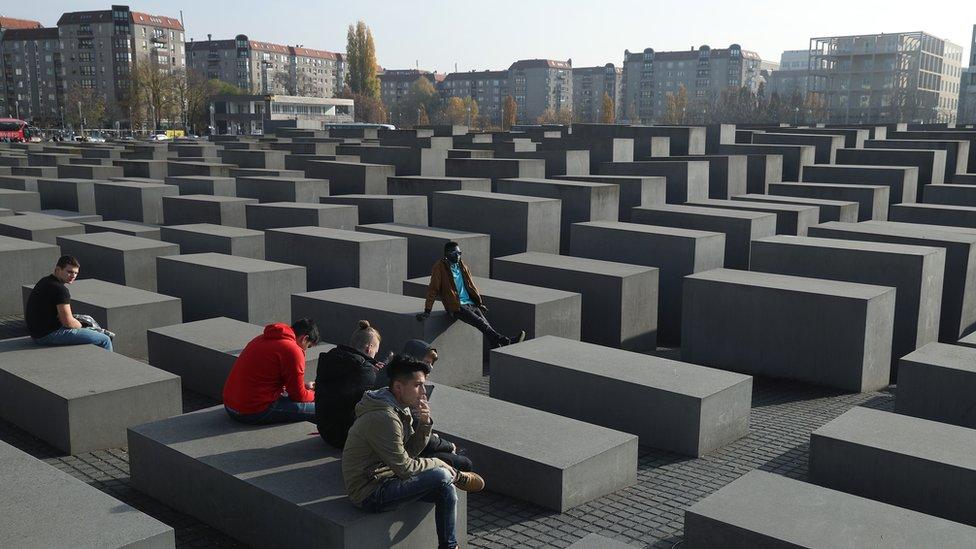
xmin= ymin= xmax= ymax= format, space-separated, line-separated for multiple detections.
xmin=222 ymin=323 xmax=315 ymax=414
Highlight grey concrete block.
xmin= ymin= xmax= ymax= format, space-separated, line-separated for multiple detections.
xmin=597 ymin=160 xmax=709 ymax=203
xmin=320 ymin=194 xmax=428 ymax=226
xmin=570 ymin=221 xmax=725 ymax=344
xmin=836 ymin=148 xmax=946 ymax=193
xmin=804 ymin=163 xmax=919 ymax=204
xmin=896 ymin=342 xmax=976 ymax=428
xmin=683 ymin=470 xmax=976 ymax=549
xmin=0 ymin=213 xmax=83 ymax=244
xmin=387 ymin=176 xmax=491 ymax=223
xmin=717 ymin=143 xmax=815 ymax=182
xmin=83 ymin=219 xmax=161 ymax=239
xmin=167 ymin=161 xmax=235 ymax=178
xmin=356 ymin=145 xmax=448 ymax=176
xmin=741 ymin=153 xmax=783 ymax=194
xmin=57 ymin=163 xmax=124 ymax=179
xmin=147 ymin=317 xmax=332 ymax=400
xmin=303 ymin=160 xmax=394 ymax=194
xmin=490 ymin=336 xmax=752 ymax=456
xmin=128 ymin=406 xmax=465 ymax=548
xmin=163 ymin=175 xmax=236 ymax=196
xmin=769 ymin=181 xmax=889 ymax=221
xmin=235 ymin=175 xmax=328 ymax=203
xmin=218 ymin=149 xmax=287 ymax=169
xmin=22 ymin=278 xmax=182 ymax=359
xmin=495 ymin=149 xmax=590 ymax=178
xmin=0 ymin=174 xmax=38 ymax=191
xmin=245 ymin=201 xmax=358 ymax=231
xmin=552 ymin=174 xmax=667 ymax=222
xmin=631 ymin=204 xmax=775 ymax=269
xmin=56 ymin=232 xmax=179 ymax=291
xmin=496 ymin=178 xmax=619 ymax=253
xmin=865 ymin=138 xmax=970 ymax=176
xmin=890 ymin=202 xmax=976 ymax=230
xmin=162 ymin=194 xmax=257 ymax=228
xmin=12 ymin=165 xmax=59 ymax=178
xmin=445 ymin=157 xmax=546 ymax=187
xmin=266 ymin=227 xmax=406 ymax=293
xmin=292 ymin=287 xmax=483 ymax=386
xmin=160 ymin=223 xmax=265 ymax=259
xmin=810 ymin=220 xmax=976 ymax=342
xmin=0 ymin=338 xmax=181 ymax=453
xmin=753 ymin=132 xmax=844 ymax=164
xmin=0 ymin=188 xmax=40 ymax=211
xmin=428 ymin=383 xmax=637 ymax=511
xmin=36 ymin=178 xmax=96 ymax=214
xmin=114 ymin=159 xmax=168 ymax=180
xmin=644 ymin=155 xmax=748 ymax=199
xmin=0 ymin=439 xmax=176 ymax=548
xmin=431 ymin=190 xmax=561 ymax=257
xmin=492 ymin=252 xmax=658 ymax=351
xmin=810 ymin=406 xmax=976 ymax=526
xmin=681 ymin=269 xmax=894 ymax=391
xmin=28 ymin=152 xmax=78 ymax=166
xmin=93 ymin=180 xmax=177 ymax=224
xmin=32 ymin=209 xmax=103 ymax=222
xmin=0 ymin=235 xmax=59 ymax=315
xmin=356 ymin=223 xmax=490 ymax=277
xmin=731 ymin=193 xmax=859 ymax=223
xmin=923 ymin=184 xmax=976 ymax=207
xmin=688 ymin=198 xmax=820 ymax=236
xmin=157 ymin=252 xmax=305 ymax=325
xmin=750 ymin=235 xmax=945 ymax=380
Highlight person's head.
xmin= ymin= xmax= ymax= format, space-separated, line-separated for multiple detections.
xmin=291 ymin=318 xmax=319 ymax=351
xmin=350 ymin=319 xmax=381 ymax=358
xmin=386 ymin=354 xmax=431 ymax=407
xmin=443 ymin=241 xmax=461 ymax=264
xmin=54 ymin=256 xmax=80 ymax=284
xmin=401 ymin=339 xmax=439 ymax=366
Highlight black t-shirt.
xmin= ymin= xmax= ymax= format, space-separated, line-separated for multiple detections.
xmin=25 ymin=274 xmax=71 ymax=339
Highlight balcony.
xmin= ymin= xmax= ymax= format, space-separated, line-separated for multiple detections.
xmin=151 ymin=34 xmax=166 ymax=44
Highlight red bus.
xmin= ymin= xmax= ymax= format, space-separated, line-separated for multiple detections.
xmin=0 ymin=118 xmax=29 ymax=142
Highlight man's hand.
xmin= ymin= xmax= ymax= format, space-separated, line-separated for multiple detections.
xmin=416 ymin=398 xmax=432 ymax=425
xmin=305 ymin=381 xmax=315 ymax=391
xmin=415 ymin=310 xmax=430 ymax=322
xmin=478 ymin=303 xmax=489 ymax=313
xmin=449 ymin=441 xmax=457 ymax=454
xmin=372 ymin=361 xmax=386 ymax=372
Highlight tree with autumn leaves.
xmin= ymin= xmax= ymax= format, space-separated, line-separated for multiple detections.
xmin=341 ymin=20 xmax=386 ymax=123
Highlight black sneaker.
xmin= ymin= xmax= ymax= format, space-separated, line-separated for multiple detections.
xmin=513 ymin=330 xmax=526 ymax=344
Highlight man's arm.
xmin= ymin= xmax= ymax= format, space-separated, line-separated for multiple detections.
xmin=283 ymin=347 xmax=314 ymax=402
xmin=56 ymin=303 xmax=83 ymax=329
xmin=405 ymin=416 xmax=432 ymax=457
xmin=365 ymin=413 xmax=442 ymax=479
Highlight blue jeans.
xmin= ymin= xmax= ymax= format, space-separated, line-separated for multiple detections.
xmin=225 ymin=396 xmax=316 ymax=425
xmin=361 ymin=467 xmax=458 ymax=549
xmin=35 ymin=327 xmax=113 ymax=352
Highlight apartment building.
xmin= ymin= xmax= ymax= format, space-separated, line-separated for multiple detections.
xmin=622 ymin=44 xmax=763 ymax=123
xmin=958 ymin=25 xmax=976 ymax=124
xmin=440 ymin=69 xmax=509 ymax=123
xmin=378 ymin=68 xmax=442 ymax=110
xmin=56 ymin=5 xmax=185 ymax=120
xmin=186 ymin=35 xmax=343 ymax=98
xmin=767 ymin=49 xmax=814 ymax=99
xmin=0 ymin=26 xmax=62 ymax=124
xmin=809 ymin=31 xmax=963 ymax=123
xmin=509 ymin=58 xmax=572 ymax=123
xmin=572 ymin=63 xmax=622 ymax=122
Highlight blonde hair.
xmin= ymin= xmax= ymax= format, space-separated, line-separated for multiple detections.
xmin=350 ymin=319 xmax=381 ymax=352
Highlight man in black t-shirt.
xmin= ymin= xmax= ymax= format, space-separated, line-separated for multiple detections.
xmin=25 ymin=255 xmax=113 ymax=351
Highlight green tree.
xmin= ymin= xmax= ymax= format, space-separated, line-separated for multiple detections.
xmin=502 ymin=95 xmax=517 ymax=130
xmin=391 ymin=77 xmax=440 ymax=128
xmin=662 ymin=85 xmax=688 ymax=124
xmin=344 ymin=21 xmax=380 ymax=99
xmin=599 ymin=92 xmax=616 ymax=124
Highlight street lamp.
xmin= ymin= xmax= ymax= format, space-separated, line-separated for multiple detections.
xmin=78 ymin=101 xmax=83 ymax=137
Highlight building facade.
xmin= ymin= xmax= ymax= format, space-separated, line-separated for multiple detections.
xmin=210 ymin=93 xmax=353 ymax=135
xmin=767 ymin=49 xmax=814 ymax=99
xmin=1 ymin=27 xmax=62 ymax=124
xmin=509 ymin=58 xmax=572 ymax=123
xmin=959 ymin=25 xmax=976 ymax=124
xmin=809 ymin=31 xmax=963 ymax=123
xmin=186 ymin=35 xmax=343 ymax=98
xmin=572 ymin=64 xmax=622 ymax=122
xmin=378 ymin=68 xmax=441 ymax=111
xmin=622 ymin=44 xmax=763 ymax=123
xmin=440 ymin=69 xmax=509 ymax=124
xmin=56 ymin=5 xmax=185 ymax=122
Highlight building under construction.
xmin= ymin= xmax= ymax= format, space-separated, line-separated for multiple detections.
xmin=808 ymin=31 xmax=962 ymax=124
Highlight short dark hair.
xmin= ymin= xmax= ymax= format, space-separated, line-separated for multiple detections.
xmin=386 ymin=354 xmax=431 ymax=388
xmin=291 ymin=318 xmax=320 ymax=345
xmin=443 ymin=241 xmax=460 ymax=255
xmin=56 ymin=255 xmax=80 ymax=269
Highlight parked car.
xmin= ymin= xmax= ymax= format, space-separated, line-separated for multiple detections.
xmin=149 ymin=133 xmax=171 ymax=141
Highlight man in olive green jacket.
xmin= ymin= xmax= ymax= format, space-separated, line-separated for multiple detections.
xmin=342 ymin=355 xmax=483 ymax=549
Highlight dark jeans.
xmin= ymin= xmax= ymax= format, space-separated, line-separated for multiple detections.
xmin=454 ymin=303 xmax=507 ymax=348
xmin=225 ymin=397 xmax=316 ymax=425
xmin=422 ymin=436 xmax=472 ymax=472
xmin=361 ymin=467 xmax=458 ymax=549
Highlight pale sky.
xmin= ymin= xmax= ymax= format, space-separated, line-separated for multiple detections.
xmin=6 ymin=0 xmax=975 ymax=71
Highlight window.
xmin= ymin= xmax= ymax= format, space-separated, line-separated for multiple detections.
xmin=81 ymin=79 xmax=94 ymax=88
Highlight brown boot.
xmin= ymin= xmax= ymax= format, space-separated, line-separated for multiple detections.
xmin=453 ymin=471 xmax=485 ymax=492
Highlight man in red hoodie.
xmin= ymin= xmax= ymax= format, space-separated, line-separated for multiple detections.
xmin=223 ymin=318 xmax=320 ymax=424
